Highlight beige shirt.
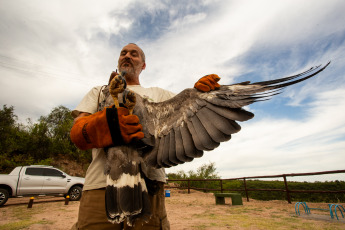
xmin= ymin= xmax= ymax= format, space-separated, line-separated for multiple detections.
xmin=72 ymin=85 xmax=175 ymax=191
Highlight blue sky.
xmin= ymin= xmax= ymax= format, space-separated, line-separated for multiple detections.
xmin=0 ymin=0 xmax=344 ymax=180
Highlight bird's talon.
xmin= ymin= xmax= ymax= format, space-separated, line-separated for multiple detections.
xmin=110 ymin=72 xmax=127 ymax=108
xmin=123 ymin=90 xmax=136 ymax=115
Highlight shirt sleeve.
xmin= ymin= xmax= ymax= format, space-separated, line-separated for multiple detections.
xmin=71 ymin=86 xmax=103 ymax=118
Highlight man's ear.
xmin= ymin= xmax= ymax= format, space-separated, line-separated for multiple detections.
xmin=142 ymin=62 xmax=146 ymax=70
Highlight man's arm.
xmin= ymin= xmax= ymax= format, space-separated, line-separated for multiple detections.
xmin=73 ymin=112 xmax=91 ymax=124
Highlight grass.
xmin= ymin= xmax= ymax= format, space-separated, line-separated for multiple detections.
xmin=0 ymin=205 xmax=54 ymax=230
xmin=1 ymin=190 xmax=344 ymax=230
xmin=191 ymin=210 xmax=319 ymax=230
xmin=0 ymin=220 xmax=52 ymax=230
xmin=166 ymin=190 xmax=345 ymax=230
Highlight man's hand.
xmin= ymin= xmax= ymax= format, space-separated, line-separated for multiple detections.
xmin=112 ymin=107 xmax=144 ymax=144
xmin=70 ymin=107 xmax=144 ymax=150
xmin=194 ymin=74 xmax=221 ymax=92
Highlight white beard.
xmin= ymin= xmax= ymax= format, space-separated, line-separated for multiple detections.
xmin=118 ymin=66 xmax=141 ymax=82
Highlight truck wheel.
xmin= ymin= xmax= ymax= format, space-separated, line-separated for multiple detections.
xmin=0 ymin=188 xmax=9 ymax=207
xmin=68 ymin=186 xmax=82 ymax=201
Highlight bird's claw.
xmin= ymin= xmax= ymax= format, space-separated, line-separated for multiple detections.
xmin=123 ymin=89 xmax=136 ymax=115
xmin=110 ymin=72 xmax=127 ymax=108
xmin=109 ymin=71 xmax=136 ymax=113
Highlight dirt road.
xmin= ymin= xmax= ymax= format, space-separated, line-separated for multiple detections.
xmin=0 ymin=189 xmax=344 ymax=229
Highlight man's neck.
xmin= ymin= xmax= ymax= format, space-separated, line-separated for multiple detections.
xmin=126 ymin=80 xmax=140 ymax=85
xmin=125 ymin=75 xmax=140 ymax=85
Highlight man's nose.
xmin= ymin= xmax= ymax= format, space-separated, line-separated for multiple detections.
xmin=124 ymin=52 xmax=132 ymax=59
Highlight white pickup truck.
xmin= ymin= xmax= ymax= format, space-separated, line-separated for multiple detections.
xmin=0 ymin=165 xmax=85 ymax=206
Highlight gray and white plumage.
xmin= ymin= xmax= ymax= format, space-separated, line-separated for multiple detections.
xmin=104 ymin=62 xmax=330 ymax=226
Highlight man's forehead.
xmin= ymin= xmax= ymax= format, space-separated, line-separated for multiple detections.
xmin=121 ymin=44 xmax=140 ymax=52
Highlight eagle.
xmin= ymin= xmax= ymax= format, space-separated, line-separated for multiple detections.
xmin=102 ymin=62 xmax=330 ymax=226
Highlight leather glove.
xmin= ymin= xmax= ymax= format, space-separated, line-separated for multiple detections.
xmin=70 ymin=107 xmax=144 ymax=150
xmin=194 ymin=74 xmax=221 ymax=92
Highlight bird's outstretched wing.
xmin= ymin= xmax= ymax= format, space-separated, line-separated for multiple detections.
xmin=133 ymin=62 xmax=330 ymax=168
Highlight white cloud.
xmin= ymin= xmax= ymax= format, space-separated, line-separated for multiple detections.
xmin=1 ymin=0 xmax=344 ymax=178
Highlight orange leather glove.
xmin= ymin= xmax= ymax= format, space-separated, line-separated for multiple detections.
xmin=194 ymin=74 xmax=221 ymax=92
xmin=70 ymin=107 xmax=144 ymax=150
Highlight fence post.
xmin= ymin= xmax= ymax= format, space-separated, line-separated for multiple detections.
xmin=188 ymin=179 xmax=190 ymax=194
xmin=243 ymin=178 xmax=249 ymax=202
xmin=65 ymin=195 xmax=70 ymax=205
xmin=283 ymin=175 xmax=291 ymax=204
xmin=220 ymin=180 xmax=223 ymax=193
xmin=27 ymin=197 xmax=34 ymax=208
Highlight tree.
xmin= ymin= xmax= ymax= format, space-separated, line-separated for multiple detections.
xmin=195 ymin=162 xmax=219 ymax=179
xmin=0 ymin=105 xmax=16 ymax=153
xmin=168 ymin=162 xmax=220 ymax=180
xmin=0 ymin=104 xmax=92 ymax=173
xmin=39 ymin=105 xmax=74 ymax=154
xmin=26 ymin=122 xmax=52 ymax=160
xmin=37 ymin=105 xmax=91 ymax=161
xmin=167 ymin=162 xmax=220 ymax=191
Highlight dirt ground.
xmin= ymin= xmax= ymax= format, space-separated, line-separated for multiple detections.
xmin=0 ymin=189 xmax=344 ymax=230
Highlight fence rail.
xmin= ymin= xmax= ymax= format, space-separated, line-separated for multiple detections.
xmin=166 ymin=169 xmax=345 ymax=203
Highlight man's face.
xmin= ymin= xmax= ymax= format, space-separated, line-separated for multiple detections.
xmin=118 ymin=44 xmax=146 ymax=77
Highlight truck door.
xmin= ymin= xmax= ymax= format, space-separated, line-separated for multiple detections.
xmin=17 ymin=167 xmax=44 ymax=195
xmin=41 ymin=168 xmax=68 ymax=194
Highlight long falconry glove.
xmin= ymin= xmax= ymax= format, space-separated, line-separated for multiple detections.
xmin=194 ymin=74 xmax=221 ymax=92
xmin=70 ymin=107 xmax=144 ymax=150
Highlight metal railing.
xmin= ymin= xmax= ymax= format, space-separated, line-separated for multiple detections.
xmin=166 ymin=169 xmax=345 ymax=203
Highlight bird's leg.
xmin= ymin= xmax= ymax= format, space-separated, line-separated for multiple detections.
xmin=123 ymin=90 xmax=136 ymax=115
xmin=110 ymin=71 xmax=127 ymax=108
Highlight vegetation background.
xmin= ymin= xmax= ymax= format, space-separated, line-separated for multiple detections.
xmin=166 ymin=163 xmax=345 ymax=203
xmin=0 ymin=105 xmax=91 ymax=176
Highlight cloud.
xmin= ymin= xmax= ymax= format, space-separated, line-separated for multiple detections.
xmin=0 ymin=0 xmax=344 ymax=179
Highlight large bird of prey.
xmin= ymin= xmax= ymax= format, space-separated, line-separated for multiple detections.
xmin=103 ymin=62 xmax=330 ymax=226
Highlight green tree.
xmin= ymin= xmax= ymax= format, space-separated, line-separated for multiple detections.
xmin=167 ymin=162 xmax=220 ymax=191
xmin=26 ymin=121 xmax=52 ymax=160
xmin=0 ymin=105 xmax=18 ymax=154
xmin=37 ymin=105 xmax=91 ymax=161
xmin=0 ymin=105 xmax=36 ymax=172
xmin=0 ymin=104 xmax=91 ymax=173
xmin=39 ymin=105 xmax=74 ymax=154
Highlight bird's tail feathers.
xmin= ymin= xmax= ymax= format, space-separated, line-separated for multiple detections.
xmin=105 ymin=172 xmax=151 ymax=226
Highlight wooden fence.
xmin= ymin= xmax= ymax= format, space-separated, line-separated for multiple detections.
xmin=166 ymin=169 xmax=345 ymax=203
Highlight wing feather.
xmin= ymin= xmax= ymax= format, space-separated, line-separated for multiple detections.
xmin=168 ymin=130 xmax=184 ymax=165
xmin=161 ymin=133 xmax=177 ymax=167
xmin=186 ymin=119 xmax=211 ymax=151
xmin=197 ymin=108 xmax=232 ymax=142
xmin=174 ymin=126 xmax=193 ymax=162
xmin=205 ymin=102 xmax=254 ymax=122
xmin=136 ymin=62 xmax=330 ymax=168
xmin=156 ymin=137 xmax=165 ymax=167
xmin=180 ymin=124 xmax=203 ymax=158
xmin=144 ymin=138 xmax=160 ymax=167
xmin=203 ymin=108 xmax=237 ymax=136
xmin=191 ymin=115 xmax=220 ymax=150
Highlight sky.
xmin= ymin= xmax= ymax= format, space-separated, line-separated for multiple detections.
xmin=1 ymin=0 xmax=344 ymax=181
